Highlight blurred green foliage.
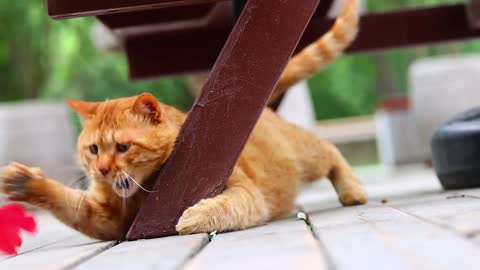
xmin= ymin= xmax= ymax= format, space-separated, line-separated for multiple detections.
xmin=308 ymin=0 xmax=480 ymax=120
xmin=1 ymin=0 xmax=480 ymax=121
xmin=0 ymin=1 xmax=194 ymax=112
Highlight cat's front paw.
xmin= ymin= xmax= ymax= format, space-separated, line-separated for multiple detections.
xmin=176 ymin=201 xmax=215 ymax=235
xmin=0 ymin=162 xmax=45 ymax=201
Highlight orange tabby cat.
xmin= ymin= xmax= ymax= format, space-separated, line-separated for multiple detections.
xmin=0 ymin=0 xmax=366 ymax=240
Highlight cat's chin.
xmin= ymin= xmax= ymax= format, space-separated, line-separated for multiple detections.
xmin=112 ymin=178 xmax=137 ymax=198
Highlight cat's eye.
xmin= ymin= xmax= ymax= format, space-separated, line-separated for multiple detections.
xmin=89 ymin=144 xmax=99 ymax=155
xmin=116 ymin=143 xmax=130 ymax=153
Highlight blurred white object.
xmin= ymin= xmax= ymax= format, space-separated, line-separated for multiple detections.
xmin=0 ymin=101 xmax=78 ymax=187
xmin=92 ymin=23 xmax=120 ymax=52
xmin=410 ymin=55 xmax=480 ymax=160
xmin=277 ymin=81 xmax=316 ymax=131
xmin=316 ymin=116 xmax=377 ymax=165
xmin=328 ymin=0 xmax=366 ymax=17
xmin=375 ymin=99 xmax=426 ymax=166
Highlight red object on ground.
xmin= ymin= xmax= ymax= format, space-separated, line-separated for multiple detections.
xmin=0 ymin=204 xmax=37 ymax=255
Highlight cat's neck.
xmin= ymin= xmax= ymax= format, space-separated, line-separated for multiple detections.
xmin=162 ymin=104 xmax=187 ymax=134
xmin=89 ymin=180 xmax=144 ymax=219
xmin=89 ymin=181 xmax=120 ymax=204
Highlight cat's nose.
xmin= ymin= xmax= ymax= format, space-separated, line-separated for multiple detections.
xmin=99 ymin=167 xmax=111 ymax=176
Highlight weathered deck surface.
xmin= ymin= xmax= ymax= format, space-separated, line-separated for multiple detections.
xmin=3 ymin=165 xmax=480 ymax=270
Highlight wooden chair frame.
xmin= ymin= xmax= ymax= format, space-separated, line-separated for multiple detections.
xmin=46 ymin=0 xmax=480 ymax=239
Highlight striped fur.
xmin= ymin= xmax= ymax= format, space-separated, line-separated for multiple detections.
xmin=270 ymin=0 xmax=360 ymax=102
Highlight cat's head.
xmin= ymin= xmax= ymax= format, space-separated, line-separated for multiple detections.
xmin=67 ymin=93 xmax=175 ymax=198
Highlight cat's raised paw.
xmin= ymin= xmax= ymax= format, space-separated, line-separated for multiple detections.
xmin=0 ymin=162 xmax=45 ymax=201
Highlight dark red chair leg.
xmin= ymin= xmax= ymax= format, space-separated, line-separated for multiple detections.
xmin=126 ymin=0 xmax=321 ymax=240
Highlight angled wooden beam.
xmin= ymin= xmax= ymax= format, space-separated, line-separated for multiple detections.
xmin=123 ymin=3 xmax=480 ymax=79
xmin=126 ymin=0 xmax=321 ymax=239
xmin=301 ymin=3 xmax=480 ymax=52
xmin=467 ymin=0 xmax=480 ymax=28
xmin=345 ymin=4 xmax=479 ymax=52
xmin=97 ymin=3 xmax=216 ymax=29
xmin=269 ymin=0 xmax=333 ymax=110
xmin=124 ymin=1 xmax=234 ymax=79
xmin=47 ymin=0 xmax=225 ymax=19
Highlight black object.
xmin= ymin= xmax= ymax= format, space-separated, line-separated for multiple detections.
xmin=432 ymin=107 xmax=480 ymax=189
xmin=233 ymin=0 xmax=246 ymax=18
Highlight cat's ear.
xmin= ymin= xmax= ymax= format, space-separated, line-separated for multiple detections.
xmin=65 ymin=99 xmax=99 ymax=118
xmin=132 ymin=93 xmax=162 ymax=124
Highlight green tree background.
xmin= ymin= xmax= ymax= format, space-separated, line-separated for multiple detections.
xmin=1 ymin=0 xmax=479 ymax=120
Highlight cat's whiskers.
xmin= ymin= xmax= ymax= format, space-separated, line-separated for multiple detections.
xmin=120 ymin=187 xmax=128 ymax=214
xmin=59 ymin=174 xmax=87 ymax=208
xmin=114 ymin=174 xmax=129 ymax=213
xmin=69 ymin=175 xmax=88 ymax=188
xmin=74 ymin=192 xmax=87 ymax=220
xmin=63 ymin=183 xmax=77 ymax=210
xmin=121 ymin=170 xmax=154 ymax=193
xmin=123 ymin=196 xmax=127 ymax=213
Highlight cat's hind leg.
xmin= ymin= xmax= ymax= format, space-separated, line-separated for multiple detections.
xmin=324 ymin=143 xmax=368 ymax=206
xmin=304 ymin=140 xmax=368 ymax=206
xmin=176 ymin=168 xmax=269 ymax=235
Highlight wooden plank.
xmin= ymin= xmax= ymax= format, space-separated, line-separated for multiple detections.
xmin=467 ymin=0 xmax=480 ymax=28
xmin=47 ymin=0 xmax=224 ymax=19
xmin=126 ymin=0 xmax=321 ymax=239
xmin=308 ymin=205 xmax=480 ymax=270
xmin=183 ymin=218 xmax=328 ymax=270
xmin=124 ymin=4 xmax=480 ymax=79
xmin=342 ymin=3 xmax=480 ymax=53
xmin=0 ymin=212 xmax=77 ymax=261
xmin=0 ymin=235 xmax=116 ymax=270
xmin=297 ymin=166 xmax=442 ymax=213
xmin=393 ymin=196 xmax=480 ymax=236
xmin=75 ymin=234 xmax=209 ymax=270
xmin=97 ymin=3 xmax=216 ymax=29
xmin=473 ymin=236 xmax=480 ymax=245
xmin=19 ymin=213 xmax=78 ymax=251
xmin=310 ymin=208 xmax=413 ymax=270
xmin=455 ymin=188 xmax=480 ymax=198
xmin=124 ymin=1 xmax=234 ymax=79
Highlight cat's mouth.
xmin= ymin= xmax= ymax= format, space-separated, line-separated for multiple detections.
xmin=115 ymin=178 xmax=131 ymax=190
xmin=112 ymin=178 xmax=135 ymax=198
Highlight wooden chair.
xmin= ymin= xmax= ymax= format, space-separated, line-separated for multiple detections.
xmin=46 ymin=0 xmax=480 ymax=239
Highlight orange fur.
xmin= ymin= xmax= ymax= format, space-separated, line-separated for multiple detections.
xmin=0 ymin=93 xmax=366 ymax=239
xmin=0 ymin=0 xmax=366 ymax=240
xmin=188 ymin=0 xmax=359 ymax=103
xmin=270 ymin=0 xmax=360 ymax=102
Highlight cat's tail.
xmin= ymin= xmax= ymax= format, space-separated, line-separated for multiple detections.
xmin=269 ymin=0 xmax=360 ymax=103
